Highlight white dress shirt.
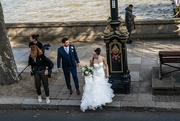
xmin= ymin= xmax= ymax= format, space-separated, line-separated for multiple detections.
xmin=64 ymin=46 xmax=69 ymax=54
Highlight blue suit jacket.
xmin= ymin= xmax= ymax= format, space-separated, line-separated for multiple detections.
xmin=57 ymin=44 xmax=80 ymax=69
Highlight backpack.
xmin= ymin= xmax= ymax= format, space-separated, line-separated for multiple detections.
xmin=46 ymin=57 xmax=54 ymax=78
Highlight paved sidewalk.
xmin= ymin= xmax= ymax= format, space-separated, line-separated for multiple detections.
xmin=2 ymin=38 xmax=180 ymax=111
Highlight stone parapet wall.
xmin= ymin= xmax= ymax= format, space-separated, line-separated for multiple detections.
xmin=132 ymin=19 xmax=180 ymax=39
xmin=5 ymin=19 xmax=180 ymax=42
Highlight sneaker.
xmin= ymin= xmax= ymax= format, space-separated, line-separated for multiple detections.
xmin=38 ymin=95 xmax=42 ymax=102
xmin=46 ymin=97 xmax=51 ymax=104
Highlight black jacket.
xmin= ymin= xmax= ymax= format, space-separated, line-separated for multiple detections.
xmin=125 ymin=7 xmax=135 ymax=32
xmin=28 ymin=54 xmax=49 ymax=72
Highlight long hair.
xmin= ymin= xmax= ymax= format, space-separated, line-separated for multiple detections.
xmin=30 ymin=45 xmax=43 ymax=59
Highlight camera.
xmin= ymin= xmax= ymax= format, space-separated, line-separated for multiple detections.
xmin=43 ymin=43 xmax=51 ymax=51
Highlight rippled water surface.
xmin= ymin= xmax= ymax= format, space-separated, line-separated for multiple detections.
xmin=1 ymin=0 xmax=174 ymax=23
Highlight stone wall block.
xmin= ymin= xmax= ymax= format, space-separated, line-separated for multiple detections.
xmin=16 ymin=28 xmax=43 ymax=37
xmin=68 ymin=27 xmax=94 ymax=36
xmin=41 ymin=27 xmax=68 ymax=37
xmin=6 ymin=28 xmax=16 ymax=37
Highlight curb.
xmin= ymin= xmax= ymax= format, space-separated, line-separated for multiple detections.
xmin=1 ymin=103 xmax=180 ymax=112
xmin=1 ymin=97 xmax=180 ymax=112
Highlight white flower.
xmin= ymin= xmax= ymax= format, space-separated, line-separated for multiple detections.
xmin=81 ymin=65 xmax=94 ymax=77
xmin=89 ymin=67 xmax=93 ymax=70
xmin=81 ymin=67 xmax=85 ymax=71
xmin=71 ymin=46 xmax=74 ymax=49
xmin=85 ymin=71 xmax=89 ymax=75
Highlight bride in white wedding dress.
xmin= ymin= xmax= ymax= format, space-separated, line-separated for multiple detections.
xmin=80 ymin=48 xmax=114 ymax=112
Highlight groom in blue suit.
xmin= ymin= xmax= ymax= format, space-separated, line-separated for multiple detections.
xmin=57 ymin=38 xmax=80 ymax=95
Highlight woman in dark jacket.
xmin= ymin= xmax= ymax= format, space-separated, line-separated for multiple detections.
xmin=29 ymin=45 xmax=50 ymax=104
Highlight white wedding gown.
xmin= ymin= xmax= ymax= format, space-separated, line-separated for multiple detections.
xmin=80 ymin=62 xmax=115 ymax=112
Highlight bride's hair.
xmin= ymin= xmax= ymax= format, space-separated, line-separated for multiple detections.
xmin=90 ymin=48 xmax=101 ymax=67
xmin=94 ymin=48 xmax=101 ymax=55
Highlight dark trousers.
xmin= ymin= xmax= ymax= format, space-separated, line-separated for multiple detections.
xmin=173 ymin=9 xmax=176 ymax=15
xmin=63 ymin=67 xmax=79 ymax=90
xmin=34 ymin=70 xmax=49 ymax=96
xmin=127 ymin=28 xmax=132 ymax=40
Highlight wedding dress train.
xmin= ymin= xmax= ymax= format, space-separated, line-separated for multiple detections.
xmin=80 ymin=62 xmax=114 ymax=112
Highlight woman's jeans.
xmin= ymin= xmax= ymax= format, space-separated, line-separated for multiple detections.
xmin=34 ymin=70 xmax=49 ymax=97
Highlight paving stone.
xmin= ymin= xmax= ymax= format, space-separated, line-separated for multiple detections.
xmin=77 ymin=68 xmax=82 ymax=73
xmin=12 ymin=48 xmax=29 ymax=54
xmin=155 ymin=102 xmax=180 ymax=109
xmin=140 ymin=66 xmax=152 ymax=82
xmin=123 ymin=94 xmax=139 ymax=101
xmin=79 ymin=81 xmax=85 ymax=86
xmin=143 ymin=52 xmax=158 ymax=59
xmin=130 ymin=71 xmax=139 ymax=82
xmin=152 ymin=95 xmax=159 ymax=102
xmin=174 ymin=96 xmax=180 ymax=102
xmin=22 ymin=98 xmax=40 ymax=105
xmin=151 ymin=67 xmax=160 ymax=78
xmin=56 ymin=91 xmax=71 ymax=100
xmin=152 ymin=77 xmax=175 ymax=89
xmin=127 ymin=52 xmax=143 ymax=58
xmin=138 ymin=94 xmax=152 ymax=101
xmin=59 ymin=100 xmax=81 ymax=106
xmin=61 ymin=85 xmax=76 ymax=92
xmin=22 ymin=98 xmax=59 ymax=110
xmin=153 ymin=96 xmax=175 ymax=102
xmin=128 ymin=57 xmax=141 ymax=64
xmin=69 ymin=93 xmax=82 ymax=100
xmin=49 ymin=85 xmax=63 ymax=92
xmin=128 ymin=64 xmax=141 ymax=71
xmin=76 ymin=46 xmax=91 ymax=58
xmin=113 ymin=95 xmax=125 ymax=101
xmin=121 ymin=101 xmax=155 ymax=108
xmin=0 ymin=97 xmax=24 ymax=104
xmin=57 ymin=75 xmax=65 ymax=80
xmin=132 ymin=87 xmax=139 ymax=94
xmin=139 ymin=86 xmax=152 ymax=94
xmin=141 ymin=58 xmax=157 ymax=66
xmin=141 ymin=81 xmax=151 ymax=86
xmin=50 ymin=91 xmax=60 ymax=99
xmin=52 ymin=80 xmax=65 ymax=86
xmin=131 ymin=82 xmax=141 ymax=88
xmin=106 ymin=101 xmax=121 ymax=107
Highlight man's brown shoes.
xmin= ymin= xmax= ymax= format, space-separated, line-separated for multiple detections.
xmin=68 ymin=89 xmax=73 ymax=94
xmin=68 ymin=89 xmax=80 ymax=95
xmin=76 ymin=89 xmax=80 ymax=95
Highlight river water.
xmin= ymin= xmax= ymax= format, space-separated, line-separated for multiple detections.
xmin=1 ymin=0 xmax=175 ymax=23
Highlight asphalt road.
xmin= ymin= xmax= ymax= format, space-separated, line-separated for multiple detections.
xmin=0 ymin=110 xmax=180 ymax=121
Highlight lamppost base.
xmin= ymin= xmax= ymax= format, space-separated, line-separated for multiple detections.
xmin=109 ymin=78 xmax=131 ymax=94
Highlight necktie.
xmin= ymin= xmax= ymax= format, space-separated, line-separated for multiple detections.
xmin=65 ymin=47 xmax=69 ymax=54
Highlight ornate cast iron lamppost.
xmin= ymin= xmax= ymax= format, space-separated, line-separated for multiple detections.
xmin=102 ymin=0 xmax=131 ymax=94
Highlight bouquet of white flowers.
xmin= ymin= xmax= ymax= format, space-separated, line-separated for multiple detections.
xmin=81 ymin=65 xmax=93 ymax=76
